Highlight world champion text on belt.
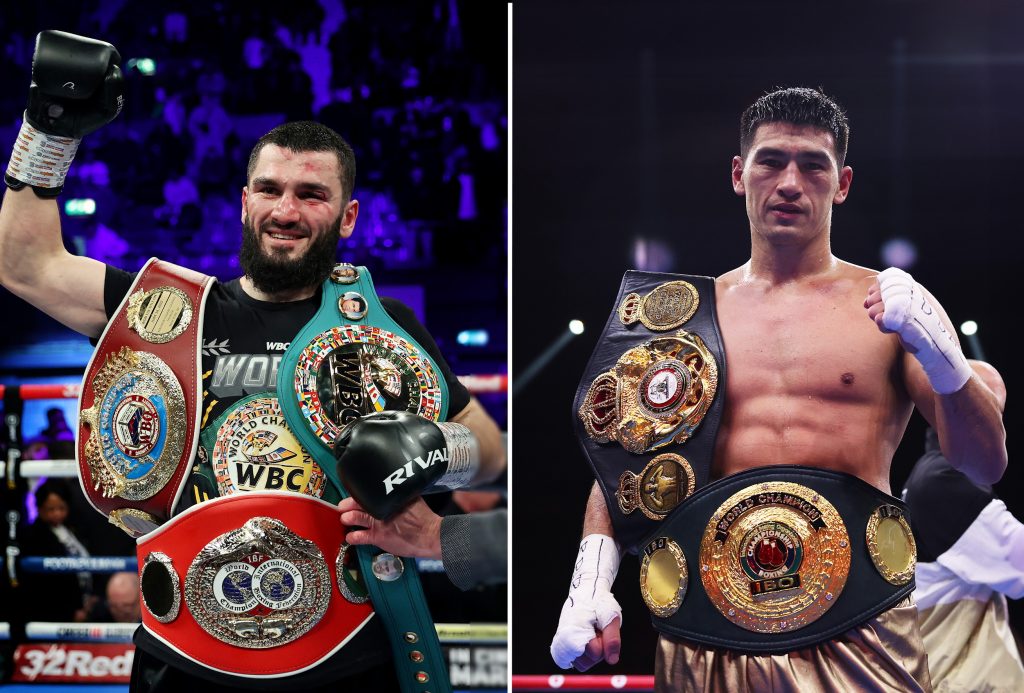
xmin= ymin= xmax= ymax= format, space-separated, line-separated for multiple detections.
xmin=209 ymin=395 xmax=326 ymax=498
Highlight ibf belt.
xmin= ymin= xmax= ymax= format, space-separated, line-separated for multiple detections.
xmin=638 ymin=465 xmax=917 ymax=652
xmin=572 ymin=272 xmax=727 ymax=551
xmin=136 ymin=492 xmax=386 ymax=677
xmin=278 ymin=264 xmax=450 ymax=693
xmin=78 ymin=258 xmax=214 ymax=537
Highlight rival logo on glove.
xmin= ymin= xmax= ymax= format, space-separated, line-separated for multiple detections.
xmin=382 ymin=447 xmax=449 ymax=495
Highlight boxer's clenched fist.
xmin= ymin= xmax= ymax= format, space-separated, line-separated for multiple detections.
xmin=551 ymin=534 xmax=623 ymax=670
xmin=865 ymin=267 xmax=971 ymax=394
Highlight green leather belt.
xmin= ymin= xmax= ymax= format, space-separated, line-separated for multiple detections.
xmin=278 ymin=264 xmax=451 ymax=693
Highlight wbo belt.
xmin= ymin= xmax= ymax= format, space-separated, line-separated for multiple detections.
xmin=78 ymin=258 xmax=214 ymax=537
xmin=277 ymin=264 xmax=451 ymax=693
xmin=639 ymin=465 xmax=917 ymax=653
xmin=137 ymin=492 xmax=441 ymax=679
xmin=573 ymin=271 xmax=727 ymax=552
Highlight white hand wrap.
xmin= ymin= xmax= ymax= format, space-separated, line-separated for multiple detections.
xmin=878 ymin=267 xmax=971 ymax=395
xmin=550 ymin=534 xmax=622 ymax=669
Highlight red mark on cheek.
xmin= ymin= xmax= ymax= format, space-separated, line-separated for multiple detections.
xmin=840 ymin=372 xmax=855 ymax=386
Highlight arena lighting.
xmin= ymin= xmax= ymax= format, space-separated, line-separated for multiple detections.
xmin=125 ymin=57 xmax=156 ymax=76
xmin=513 ymin=321 xmax=586 ymax=396
xmin=457 ymin=329 xmax=489 ymax=347
xmin=63 ymin=198 xmax=96 ymax=216
xmin=959 ymin=320 xmax=985 ymax=360
xmin=881 ymin=237 xmax=918 ymax=269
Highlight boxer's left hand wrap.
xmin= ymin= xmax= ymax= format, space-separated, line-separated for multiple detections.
xmin=334 ymin=411 xmax=480 ymax=520
xmin=876 ymin=267 xmax=971 ymax=394
xmin=550 ymin=534 xmax=623 ymax=670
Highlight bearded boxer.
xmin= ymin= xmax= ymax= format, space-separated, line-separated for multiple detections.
xmin=551 ymin=87 xmax=1006 ymax=691
xmin=0 ymin=31 xmax=504 ymax=692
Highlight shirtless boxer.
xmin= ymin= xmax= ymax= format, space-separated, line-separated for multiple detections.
xmin=551 ymin=87 xmax=1006 ymax=691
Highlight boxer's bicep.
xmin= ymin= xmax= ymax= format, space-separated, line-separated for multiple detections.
xmin=28 ymin=253 xmax=108 ymax=338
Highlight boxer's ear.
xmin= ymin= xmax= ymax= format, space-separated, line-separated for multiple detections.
xmin=339 ymin=199 xmax=359 ymax=239
xmin=833 ymin=165 xmax=852 ymax=205
xmin=732 ymin=156 xmax=745 ymax=196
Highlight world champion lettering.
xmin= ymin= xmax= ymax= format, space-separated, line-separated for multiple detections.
xmin=382 ymin=447 xmax=450 ymax=495
xmin=715 ymin=492 xmax=827 ymax=542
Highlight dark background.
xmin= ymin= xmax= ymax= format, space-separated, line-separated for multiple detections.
xmin=513 ymin=1 xmax=1024 ymax=676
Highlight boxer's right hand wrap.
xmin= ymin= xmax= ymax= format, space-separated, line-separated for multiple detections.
xmin=550 ymin=534 xmax=622 ymax=670
xmin=334 ymin=411 xmax=479 ymax=521
xmin=877 ymin=267 xmax=972 ymax=395
xmin=5 ymin=30 xmax=124 ymax=197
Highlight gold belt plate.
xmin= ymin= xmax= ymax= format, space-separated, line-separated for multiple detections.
xmin=699 ymin=481 xmax=851 ymax=633
xmin=618 ymin=281 xmax=699 ymax=331
xmin=80 ymin=346 xmax=188 ymax=501
xmin=866 ymin=505 xmax=916 ymax=585
xmin=579 ymin=331 xmax=718 ymax=454
xmin=617 ymin=453 xmax=695 ymax=520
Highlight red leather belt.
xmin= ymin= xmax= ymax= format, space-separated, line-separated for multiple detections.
xmin=77 ymin=258 xmax=214 ymax=536
xmin=136 ymin=492 xmax=375 ymax=677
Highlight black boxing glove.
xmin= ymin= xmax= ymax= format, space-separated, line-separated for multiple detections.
xmin=334 ymin=411 xmax=479 ymax=520
xmin=5 ymin=30 xmax=124 ymax=197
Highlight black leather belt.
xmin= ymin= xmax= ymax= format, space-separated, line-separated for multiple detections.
xmin=640 ymin=465 xmax=917 ymax=653
xmin=572 ymin=271 xmax=727 ymax=552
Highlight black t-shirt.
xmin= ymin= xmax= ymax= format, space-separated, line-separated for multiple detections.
xmin=102 ymin=265 xmax=470 ymax=688
xmin=902 ymin=428 xmax=996 ymax=564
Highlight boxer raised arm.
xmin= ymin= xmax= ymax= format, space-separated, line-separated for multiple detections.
xmin=0 ymin=31 xmax=123 ymax=338
xmin=866 ymin=268 xmax=1007 ymax=485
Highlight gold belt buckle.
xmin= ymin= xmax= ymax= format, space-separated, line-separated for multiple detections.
xmin=697 ymin=481 xmax=851 ymax=633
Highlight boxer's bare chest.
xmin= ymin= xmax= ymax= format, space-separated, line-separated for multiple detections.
xmin=709 ymin=268 xmax=911 ymax=489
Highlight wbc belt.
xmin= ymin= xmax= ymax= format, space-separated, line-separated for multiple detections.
xmin=278 ymin=264 xmax=451 ymax=693
xmin=638 ymin=465 xmax=917 ymax=652
xmin=78 ymin=258 xmax=214 ymax=537
xmin=136 ymin=492 xmax=375 ymax=677
xmin=574 ymin=271 xmax=726 ymax=552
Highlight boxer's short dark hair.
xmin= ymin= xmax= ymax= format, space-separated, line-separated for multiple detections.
xmin=247 ymin=121 xmax=357 ymax=202
xmin=740 ymin=87 xmax=849 ymax=166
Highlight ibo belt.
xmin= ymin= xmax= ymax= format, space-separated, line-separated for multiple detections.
xmin=639 ymin=465 xmax=917 ymax=653
xmin=78 ymin=258 xmax=214 ymax=537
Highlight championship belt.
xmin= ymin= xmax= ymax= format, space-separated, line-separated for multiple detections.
xmin=638 ymin=465 xmax=917 ymax=652
xmin=77 ymin=258 xmax=214 ymax=537
xmin=573 ymin=272 xmax=726 ymax=551
xmin=195 ymin=393 xmax=337 ymax=504
xmin=278 ymin=264 xmax=451 ymax=693
xmin=136 ymin=492 xmax=377 ymax=677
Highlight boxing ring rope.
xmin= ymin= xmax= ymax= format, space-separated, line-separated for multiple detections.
xmin=0 ymin=621 xmax=507 ymax=645
xmin=511 ymin=675 xmax=654 ymax=691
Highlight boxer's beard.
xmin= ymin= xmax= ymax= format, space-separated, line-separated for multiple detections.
xmin=239 ymin=214 xmax=342 ymax=295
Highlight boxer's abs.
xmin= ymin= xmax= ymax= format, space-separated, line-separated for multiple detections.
xmin=712 ymin=272 xmax=915 ymax=493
